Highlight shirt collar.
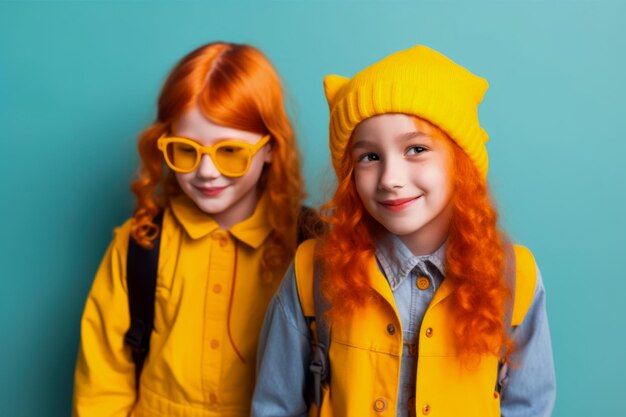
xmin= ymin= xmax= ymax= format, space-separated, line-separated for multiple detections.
xmin=170 ymin=193 xmax=273 ymax=248
xmin=374 ymin=231 xmax=447 ymax=291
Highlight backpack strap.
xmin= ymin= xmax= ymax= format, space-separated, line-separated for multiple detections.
xmin=498 ymin=243 xmax=538 ymax=392
xmin=124 ymin=210 xmax=164 ymax=386
xmin=294 ymin=239 xmax=330 ymax=410
xmin=295 ymin=239 xmax=316 ymax=317
xmin=511 ymin=245 xmax=537 ymax=327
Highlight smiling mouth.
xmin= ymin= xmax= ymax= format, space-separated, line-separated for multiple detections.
xmin=195 ymin=185 xmax=228 ymax=197
xmin=379 ymin=196 xmax=420 ymax=211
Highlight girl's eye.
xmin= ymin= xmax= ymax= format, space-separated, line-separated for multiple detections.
xmin=357 ymin=152 xmax=380 ymax=163
xmin=406 ymin=146 xmax=427 ymax=155
xmin=178 ymin=144 xmax=196 ymax=153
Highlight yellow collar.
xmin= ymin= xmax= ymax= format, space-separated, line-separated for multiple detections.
xmin=169 ymin=193 xmax=273 ymax=248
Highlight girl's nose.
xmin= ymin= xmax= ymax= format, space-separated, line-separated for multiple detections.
xmin=378 ymin=159 xmax=407 ymax=191
xmin=195 ymin=154 xmax=221 ymax=179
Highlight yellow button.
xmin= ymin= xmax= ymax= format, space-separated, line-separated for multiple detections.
xmin=213 ymin=284 xmax=222 ymax=294
xmin=425 ymin=327 xmax=433 ymax=338
xmin=210 ymin=339 xmax=219 ymax=349
xmin=209 ymin=393 xmax=218 ymax=403
xmin=416 ymin=276 xmax=430 ymax=290
xmin=212 ymin=231 xmax=229 ymax=247
xmin=422 ymin=404 xmax=431 ymax=415
xmin=373 ymin=397 xmax=387 ymax=412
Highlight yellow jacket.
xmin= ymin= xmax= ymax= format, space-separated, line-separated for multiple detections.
xmin=294 ymin=240 xmax=537 ymax=417
xmin=73 ymin=194 xmax=283 ymax=417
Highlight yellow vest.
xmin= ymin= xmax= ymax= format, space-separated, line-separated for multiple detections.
xmin=73 ymin=195 xmax=282 ymax=417
xmin=294 ymin=239 xmax=537 ymax=417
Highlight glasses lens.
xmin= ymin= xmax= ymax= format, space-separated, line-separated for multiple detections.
xmin=215 ymin=144 xmax=249 ymax=175
xmin=168 ymin=141 xmax=198 ymax=171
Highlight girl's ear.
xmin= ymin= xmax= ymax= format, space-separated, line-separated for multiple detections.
xmin=324 ymin=75 xmax=349 ymax=107
xmin=263 ymin=138 xmax=273 ymax=164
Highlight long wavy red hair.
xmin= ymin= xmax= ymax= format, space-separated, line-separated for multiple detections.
xmin=130 ymin=42 xmax=304 ymax=275
xmin=318 ymin=115 xmax=512 ymax=362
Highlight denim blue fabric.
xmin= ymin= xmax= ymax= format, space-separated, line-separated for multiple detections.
xmin=251 ymin=236 xmax=556 ymax=417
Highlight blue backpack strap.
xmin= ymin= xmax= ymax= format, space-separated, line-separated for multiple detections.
xmin=124 ymin=210 xmax=163 ymax=386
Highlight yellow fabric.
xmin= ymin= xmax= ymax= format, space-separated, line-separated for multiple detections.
xmin=73 ymin=194 xmax=281 ymax=417
xmin=323 ymin=45 xmax=490 ymax=178
xmin=294 ymin=240 xmax=537 ymax=417
xmin=512 ymin=245 xmax=538 ymax=326
xmin=294 ymin=239 xmax=316 ymax=317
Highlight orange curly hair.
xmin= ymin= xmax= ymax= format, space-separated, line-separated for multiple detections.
xmin=130 ymin=42 xmax=304 ymax=275
xmin=318 ymin=115 xmax=512 ymax=362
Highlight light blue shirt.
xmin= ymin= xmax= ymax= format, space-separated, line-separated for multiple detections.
xmin=251 ymin=235 xmax=556 ymax=417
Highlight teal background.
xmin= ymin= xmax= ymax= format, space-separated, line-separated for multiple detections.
xmin=1 ymin=1 xmax=625 ymax=416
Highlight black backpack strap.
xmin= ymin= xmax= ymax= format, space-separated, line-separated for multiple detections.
xmin=309 ymin=261 xmax=330 ymax=408
xmin=294 ymin=239 xmax=330 ymax=413
xmin=124 ymin=210 xmax=164 ymax=385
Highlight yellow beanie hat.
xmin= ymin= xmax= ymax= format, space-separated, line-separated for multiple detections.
xmin=324 ymin=45 xmax=490 ymax=178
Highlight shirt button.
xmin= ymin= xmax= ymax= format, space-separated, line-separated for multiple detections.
xmin=422 ymin=404 xmax=431 ymax=415
xmin=210 ymin=339 xmax=220 ymax=349
xmin=213 ymin=284 xmax=222 ymax=294
xmin=386 ymin=324 xmax=396 ymax=335
xmin=212 ymin=231 xmax=229 ymax=247
xmin=373 ymin=397 xmax=387 ymax=412
xmin=425 ymin=327 xmax=433 ymax=338
xmin=209 ymin=393 xmax=218 ymax=403
xmin=416 ymin=276 xmax=430 ymax=290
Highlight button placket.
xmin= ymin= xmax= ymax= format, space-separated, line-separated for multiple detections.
xmin=202 ymin=230 xmax=234 ymax=403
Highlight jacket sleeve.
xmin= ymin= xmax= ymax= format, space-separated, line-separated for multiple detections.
xmin=72 ymin=221 xmax=137 ymax=417
xmin=251 ymin=263 xmax=311 ymax=417
xmin=500 ymin=264 xmax=557 ymax=417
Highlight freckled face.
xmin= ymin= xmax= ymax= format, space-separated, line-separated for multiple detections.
xmin=172 ymin=106 xmax=271 ymax=230
xmin=352 ymin=114 xmax=454 ymax=255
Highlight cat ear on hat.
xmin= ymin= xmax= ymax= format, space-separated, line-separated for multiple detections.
xmin=323 ymin=75 xmax=349 ymax=109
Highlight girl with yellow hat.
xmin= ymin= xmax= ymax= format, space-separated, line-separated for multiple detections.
xmin=252 ymin=45 xmax=556 ymax=417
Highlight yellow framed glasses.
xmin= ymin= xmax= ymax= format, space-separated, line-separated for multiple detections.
xmin=157 ymin=134 xmax=271 ymax=177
